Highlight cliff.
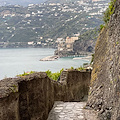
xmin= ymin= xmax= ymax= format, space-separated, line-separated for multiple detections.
xmin=0 ymin=71 xmax=91 ymax=120
xmin=87 ymin=0 xmax=120 ymax=120
xmin=73 ymin=29 xmax=98 ymax=53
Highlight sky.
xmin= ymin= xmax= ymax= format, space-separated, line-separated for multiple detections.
xmin=0 ymin=0 xmax=47 ymax=6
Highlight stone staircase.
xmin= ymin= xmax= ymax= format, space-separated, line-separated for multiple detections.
xmin=47 ymin=101 xmax=98 ymax=120
xmin=48 ymin=71 xmax=98 ymax=120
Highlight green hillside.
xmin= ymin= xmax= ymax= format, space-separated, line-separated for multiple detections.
xmin=0 ymin=0 xmax=109 ymax=44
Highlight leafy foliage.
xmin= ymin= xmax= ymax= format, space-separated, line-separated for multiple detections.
xmin=99 ymin=24 xmax=105 ymax=32
xmin=46 ymin=68 xmax=64 ymax=81
xmin=76 ymin=66 xmax=85 ymax=71
xmin=17 ymin=71 xmax=35 ymax=76
xmin=109 ymin=0 xmax=116 ymax=15
xmin=78 ymin=29 xmax=99 ymax=41
xmin=103 ymin=0 xmax=116 ymax=24
xmin=17 ymin=65 xmax=86 ymax=81
xmin=70 ymin=67 xmax=74 ymax=70
xmin=46 ymin=66 xmax=86 ymax=80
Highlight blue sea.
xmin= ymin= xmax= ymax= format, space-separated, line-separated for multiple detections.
xmin=0 ymin=48 xmax=90 ymax=80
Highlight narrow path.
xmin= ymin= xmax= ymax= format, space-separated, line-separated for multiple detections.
xmin=47 ymin=101 xmax=98 ymax=120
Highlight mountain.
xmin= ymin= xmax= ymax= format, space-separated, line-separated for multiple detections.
xmin=0 ymin=0 xmax=47 ymax=6
xmin=45 ymin=0 xmax=78 ymax=4
xmin=0 ymin=0 xmax=110 ymax=6
xmin=0 ymin=0 xmax=109 ymax=49
xmin=46 ymin=0 xmax=110 ymax=4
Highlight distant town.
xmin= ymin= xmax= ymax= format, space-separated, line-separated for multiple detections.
xmin=0 ymin=0 xmax=109 ymax=54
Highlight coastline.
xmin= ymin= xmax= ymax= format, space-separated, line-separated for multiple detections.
xmin=73 ymin=56 xmax=92 ymax=61
xmin=40 ymin=55 xmax=92 ymax=61
xmin=40 ymin=55 xmax=59 ymax=61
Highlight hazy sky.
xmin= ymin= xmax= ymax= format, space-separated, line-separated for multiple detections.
xmin=0 ymin=0 xmax=47 ymax=6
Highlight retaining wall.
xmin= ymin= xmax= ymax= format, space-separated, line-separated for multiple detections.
xmin=0 ymin=71 xmax=91 ymax=120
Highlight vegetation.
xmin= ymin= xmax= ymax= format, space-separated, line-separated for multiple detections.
xmin=103 ymin=0 xmax=116 ymax=24
xmin=76 ymin=66 xmax=85 ymax=71
xmin=46 ymin=68 xmax=64 ymax=81
xmin=99 ymin=0 xmax=116 ymax=32
xmin=9 ymin=84 xmax=18 ymax=93
xmin=0 ymin=1 xmax=108 ymax=43
xmin=16 ymin=65 xmax=86 ymax=81
xmin=70 ymin=67 xmax=74 ymax=70
xmin=78 ymin=29 xmax=99 ymax=41
xmin=46 ymin=66 xmax=85 ymax=81
xmin=17 ymin=71 xmax=35 ymax=76
xmin=99 ymin=24 xmax=105 ymax=32
xmin=73 ymin=28 xmax=98 ymax=52
xmin=16 ymin=64 xmax=88 ymax=81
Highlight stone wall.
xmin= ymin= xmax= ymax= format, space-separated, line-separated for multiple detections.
xmin=87 ymin=1 xmax=120 ymax=120
xmin=0 ymin=71 xmax=91 ymax=120
xmin=64 ymin=71 xmax=90 ymax=101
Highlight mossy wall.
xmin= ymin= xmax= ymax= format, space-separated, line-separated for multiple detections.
xmin=87 ymin=1 xmax=120 ymax=120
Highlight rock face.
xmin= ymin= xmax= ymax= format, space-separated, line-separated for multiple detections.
xmin=87 ymin=1 xmax=120 ymax=120
xmin=0 ymin=71 xmax=91 ymax=120
xmin=73 ymin=39 xmax=95 ymax=53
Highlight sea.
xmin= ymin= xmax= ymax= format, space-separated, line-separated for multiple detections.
xmin=0 ymin=48 xmax=90 ymax=80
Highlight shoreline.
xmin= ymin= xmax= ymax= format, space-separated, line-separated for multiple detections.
xmin=40 ymin=55 xmax=59 ymax=61
xmin=40 ymin=55 xmax=92 ymax=61
xmin=73 ymin=56 xmax=92 ymax=61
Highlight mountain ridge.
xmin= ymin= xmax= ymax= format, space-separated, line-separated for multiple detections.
xmin=0 ymin=0 xmax=109 ymax=51
xmin=0 ymin=0 xmax=47 ymax=6
xmin=0 ymin=0 xmax=110 ymax=6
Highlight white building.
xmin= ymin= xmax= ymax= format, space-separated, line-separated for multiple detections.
xmin=28 ymin=41 xmax=34 ymax=45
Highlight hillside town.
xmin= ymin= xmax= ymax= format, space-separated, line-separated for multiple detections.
xmin=0 ymin=0 xmax=109 ymax=50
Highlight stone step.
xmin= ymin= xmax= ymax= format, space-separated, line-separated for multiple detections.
xmin=47 ymin=101 xmax=98 ymax=120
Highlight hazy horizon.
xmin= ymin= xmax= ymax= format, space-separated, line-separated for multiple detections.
xmin=0 ymin=0 xmax=48 ymax=6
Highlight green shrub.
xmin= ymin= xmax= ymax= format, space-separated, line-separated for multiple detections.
xmin=45 ymin=70 xmax=52 ymax=78
xmin=109 ymin=0 xmax=116 ymax=15
xmin=70 ymin=67 xmax=74 ymax=70
xmin=46 ymin=68 xmax=64 ymax=81
xmin=103 ymin=0 xmax=116 ymax=24
xmin=103 ymin=8 xmax=110 ymax=24
xmin=17 ymin=71 xmax=35 ymax=76
xmin=99 ymin=24 xmax=105 ymax=32
xmin=77 ymin=66 xmax=85 ymax=71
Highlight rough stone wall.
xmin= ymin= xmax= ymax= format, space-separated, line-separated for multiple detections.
xmin=0 ymin=93 xmax=19 ymax=120
xmin=18 ymin=73 xmax=54 ymax=120
xmin=66 ymin=71 xmax=90 ymax=101
xmin=0 ymin=71 xmax=91 ymax=120
xmin=87 ymin=1 xmax=120 ymax=120
xmin=0 ymin=78 xmax=20 ymax=120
